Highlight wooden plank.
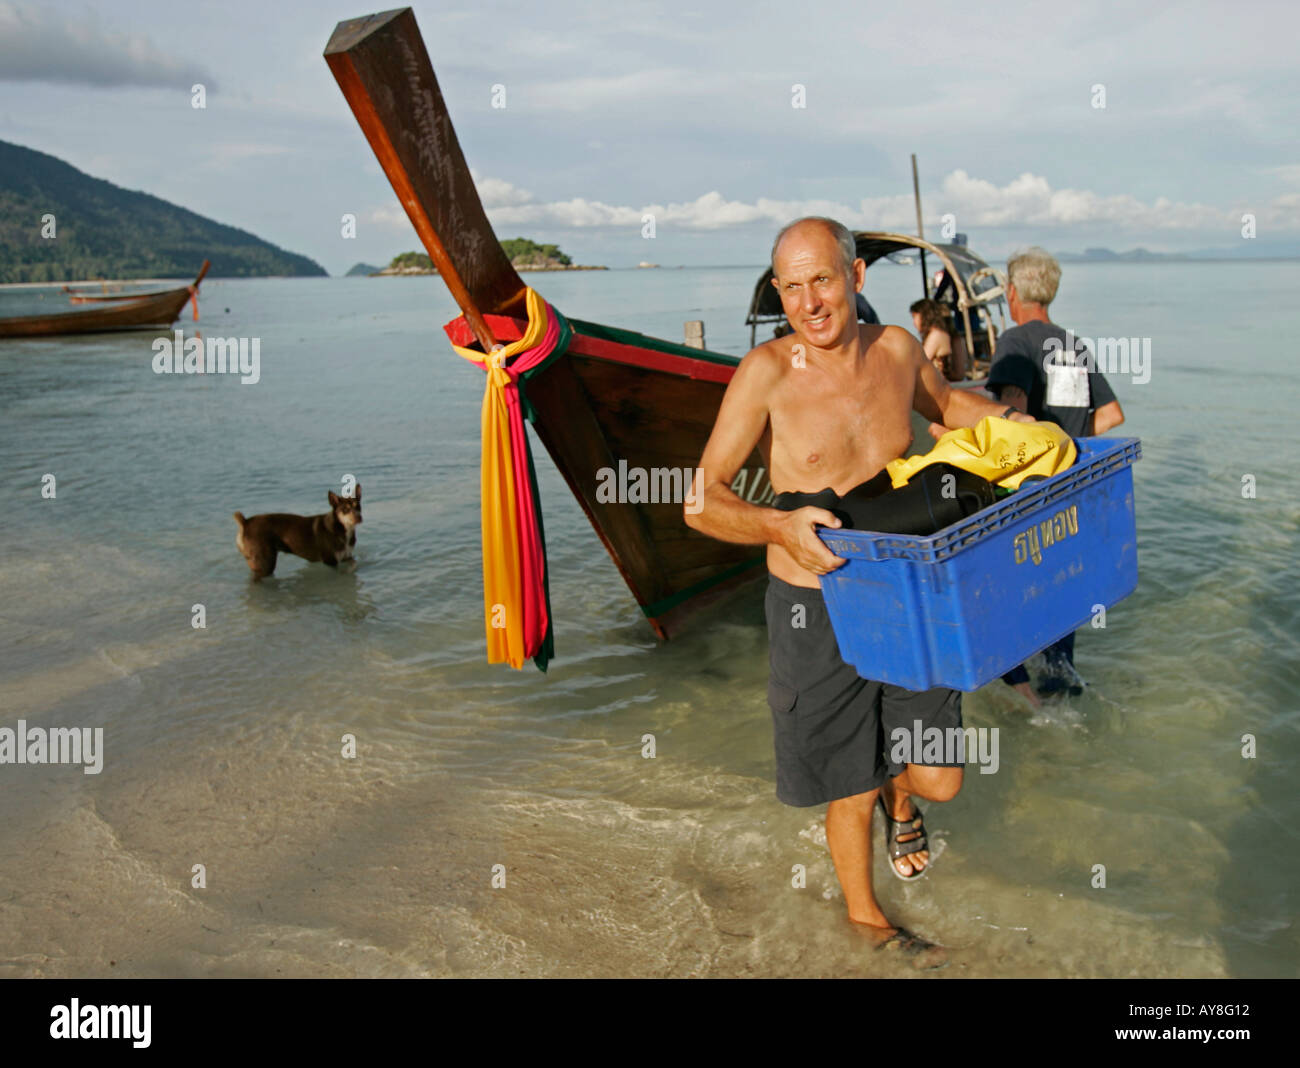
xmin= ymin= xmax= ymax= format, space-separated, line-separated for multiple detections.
xmin=525 ymin=353 xmax=765 ymax=630
xmin=522 ymin=356 xmax=664 ymax=604
xmin=325 ymin=8 xmax=526 ymax=348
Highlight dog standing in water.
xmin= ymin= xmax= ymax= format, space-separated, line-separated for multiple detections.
xmin=233 ymin=485 xmax=361 ymax=580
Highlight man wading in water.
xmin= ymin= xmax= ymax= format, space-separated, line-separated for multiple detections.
xmin=686 ymin=217 xmax=1034 ymax=968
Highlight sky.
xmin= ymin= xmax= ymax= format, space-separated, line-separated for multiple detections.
xmin=2 ymin=0 xmax=1297 ymax=274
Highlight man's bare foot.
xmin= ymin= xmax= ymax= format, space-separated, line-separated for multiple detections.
xmin=879 ymin=781 xmax=928 ymax=878
xmin=849 ymin=918 xmax=949 ymax=970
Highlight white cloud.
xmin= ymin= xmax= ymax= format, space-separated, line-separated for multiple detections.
xmin=471 ymin=168 xmax=1280 ymax=234
xmin=1265 ymin=164 xmax=1300 ymax=186
xmin=471 ymin=173 xmax=537 ymax=209
xmin=363 ymin=165 xmax=1300 ymax=240
xmin=204 ymin=143 xmax=291 ymax=167
xmin=928 ymin=171 xmax=1233 ymax=231
xmin=364 ymin=205 xmax=412 ymax=229
xmin=0 ymin=2 xmax=216 ymax=89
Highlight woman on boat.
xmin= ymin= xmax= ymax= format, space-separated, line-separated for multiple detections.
xmin=910 ymin=298 xmax=967 ymax=381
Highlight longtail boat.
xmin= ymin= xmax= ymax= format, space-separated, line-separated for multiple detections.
xmin=326 ymin=9 xmax=779 ymax=670
xmin=324 ymin=11 xmax=1007 ymax=671
xmin=0 ymin=261 xmax=209 ymax=338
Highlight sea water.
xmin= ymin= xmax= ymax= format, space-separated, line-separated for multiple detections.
xmin=1 ymin=262 xmax=1296 ymax=977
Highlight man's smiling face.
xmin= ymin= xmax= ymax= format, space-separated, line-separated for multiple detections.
xmin=771 ymin=222 xmax=865 ymax=350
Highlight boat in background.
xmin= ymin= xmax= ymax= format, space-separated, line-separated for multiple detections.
xmin=0 ymin=261 xmax=209 ymax=338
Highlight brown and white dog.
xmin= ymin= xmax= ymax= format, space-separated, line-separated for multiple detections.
xmin=233 ymin=485 xmax=361 ymax=580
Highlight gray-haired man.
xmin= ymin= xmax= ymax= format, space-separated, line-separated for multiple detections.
xmin=989 ymin=247 xmax=1125 ymax=696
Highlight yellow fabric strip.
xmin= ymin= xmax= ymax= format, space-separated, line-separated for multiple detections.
xmin=478 ymin=359 xmax=524 ymax=666
xmin=448 ymin=287 xmax=550 ymax=669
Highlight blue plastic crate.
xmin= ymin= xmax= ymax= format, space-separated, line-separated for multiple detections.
xmin=816 ymin=436 xmax=1141 ymax=692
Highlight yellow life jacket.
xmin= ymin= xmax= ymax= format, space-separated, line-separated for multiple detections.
xmin=886 ymin=416 xmax=1077 ymax=490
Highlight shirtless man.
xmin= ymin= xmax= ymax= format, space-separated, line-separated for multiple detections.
xmin=685 ymin=217 xmax=1033 ymax=966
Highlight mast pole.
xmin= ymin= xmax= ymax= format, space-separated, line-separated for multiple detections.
xmin=911 ymin=153 xmax=929 ymax=298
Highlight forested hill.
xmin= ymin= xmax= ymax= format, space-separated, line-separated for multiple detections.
xmin=0 ymin=140 xmax=327 ymax=282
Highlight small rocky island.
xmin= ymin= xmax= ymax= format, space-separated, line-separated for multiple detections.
xmin=373 ymin=238 xmax=606 ymax=275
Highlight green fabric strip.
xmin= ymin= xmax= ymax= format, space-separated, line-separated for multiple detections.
xmin=566 ymin=317 xmax=741 ymax=368
xmin=518 ymin=309 xmax=573 ymax=423
xmin=523 ymin=437 xmax=554 ymax=673
xmin=515 ymin=306 xmax=571 ymax=672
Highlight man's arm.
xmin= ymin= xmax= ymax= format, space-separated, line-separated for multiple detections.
xmin=913 ymin=333 xmax=1035 ymax=430
xmin=685 ymin=347 xmax=844 ymax=573
xmin=999 ymin=384 xmax=1029 ymax=412
xmin=1090 ymin=399 xmax=1124 ymax=434
xmin=1084 ymin=368 xmax=1123 ymax=435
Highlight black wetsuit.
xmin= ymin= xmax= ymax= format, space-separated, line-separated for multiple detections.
xmin=770 ymin=463 xmax=997 ymax=535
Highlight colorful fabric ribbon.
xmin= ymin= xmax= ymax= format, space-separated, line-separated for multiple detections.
xmin=449 ymin=288 xmax=570 ymax=671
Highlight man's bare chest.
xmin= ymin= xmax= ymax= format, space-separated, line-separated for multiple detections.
xmin=768 ymin=369 xmax=913 ymax=489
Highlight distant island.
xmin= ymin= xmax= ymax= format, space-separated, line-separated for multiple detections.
xmin=1057 ymin=247 xmax=1191 ymax=263
xmin=1055 ymin=244 xmax=1300 ymax=263
xmin=867 ymin=241 xmax=1299 ymax=267
xmin=346 ymin=262 xmax=382 ymax=277
xmin=0 ymin=141 xmax=327 ymax=283
xmin=372 ymin=238 xmax=606 ymax=275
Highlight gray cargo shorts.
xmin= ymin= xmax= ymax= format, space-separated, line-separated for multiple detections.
xmin=765 ymin=573 xmax=962 ymax=807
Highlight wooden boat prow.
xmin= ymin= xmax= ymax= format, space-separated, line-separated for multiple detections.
xmin=326 ymin=9 xmax=767 ymax=644
xmin=326 ymin=9 xmax=526 ymax=344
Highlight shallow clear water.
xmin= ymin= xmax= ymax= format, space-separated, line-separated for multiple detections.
xmin=1 ymin=263 xmax=1296 ymax=977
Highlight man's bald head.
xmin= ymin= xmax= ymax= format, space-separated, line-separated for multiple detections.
xmin=770 ymin=217 xmax=856 ymax=278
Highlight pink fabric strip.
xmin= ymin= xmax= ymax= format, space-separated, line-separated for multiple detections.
xmin=500 ymin=304 xmax=562 ymax=655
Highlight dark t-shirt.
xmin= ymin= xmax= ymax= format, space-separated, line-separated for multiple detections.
xmin=987 ymin=321 xmax=1117 ymax=438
